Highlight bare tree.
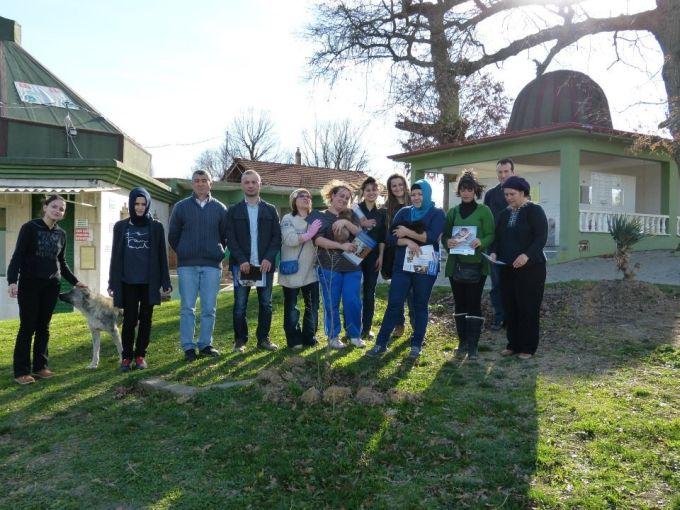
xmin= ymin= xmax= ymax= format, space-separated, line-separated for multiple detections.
xmin=191 ymin=109 xmax=280 ymax=179
xmin=307 ymin=1 xmax=680 ymax=160
xmin=301 ymin=119 xmax=370 ymax=171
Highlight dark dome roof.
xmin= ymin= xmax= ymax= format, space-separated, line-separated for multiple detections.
xmin=507 ymin=70 xmax=612 ymax=133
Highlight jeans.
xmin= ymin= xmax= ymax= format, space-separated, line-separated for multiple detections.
xmin=361 ymin=252 xmax=380 ymax=335
xmin=233 ymin=269 xmax=274 ymax=345
xmin=13 ymin=278 xmax=60 ymax=377
xmin=178 ymin=265 xmax=222 ymax=351
xmin=376 ymin=270 xmax=437 ymax=349
xmin=489 ymin=262 xmax=505 ymax=324
xmin=317 ymin=267 xmax=362 ymax=340
xmin=396 ymin=288 xmax=415 ymax=328
xmin=282 ymin=282 xmax=320 ymax=347
xmin=121 ymin=283 xmax=154 ymax=359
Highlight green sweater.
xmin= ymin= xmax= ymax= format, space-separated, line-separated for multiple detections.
xmin=442 ymin=203 xmax=495 ymax=277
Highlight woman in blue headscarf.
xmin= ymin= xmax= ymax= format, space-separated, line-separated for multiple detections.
xmin=367 ymin=179 xmax=445 ymax=359
xmin=108 ymin=187 xmax=172 ymax=371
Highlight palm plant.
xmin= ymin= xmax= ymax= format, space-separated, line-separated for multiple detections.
xmin=608 ymin=215 xmax=646 ymax=280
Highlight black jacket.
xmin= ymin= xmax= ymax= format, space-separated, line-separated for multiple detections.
xmin=225 ymin=199 xmax=281 ymax=267
xmin=483 ymin=183 xmax=508 ymax=220
xmin=109 ymin=219 xmax=171 ymax=307
xmin=7 ymin=219 xmax=78 ymax=285
xmin=491 ymin=202 xmax=548 ymax=267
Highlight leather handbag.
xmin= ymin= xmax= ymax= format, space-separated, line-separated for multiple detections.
xmin=452 ymin=261 xmax=482 ymax=283
xmin=280 ymin=244 xmax=304 ymax=275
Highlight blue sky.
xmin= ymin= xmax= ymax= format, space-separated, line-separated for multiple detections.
xmin=1 ymin=0 xmax=667 ymax=181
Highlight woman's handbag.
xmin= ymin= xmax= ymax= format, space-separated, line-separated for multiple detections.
xmin=279 ymin=242 xmax=305 ymax=275
xmin=452 ymin=260 xmax=482 ymax=283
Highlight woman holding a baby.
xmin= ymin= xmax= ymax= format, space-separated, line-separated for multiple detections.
xmin=313 ymin=180 xmax=365 ymax=350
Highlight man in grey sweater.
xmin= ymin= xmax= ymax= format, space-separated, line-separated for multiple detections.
xmin=168 ymin=170 xmax=228 ymax=361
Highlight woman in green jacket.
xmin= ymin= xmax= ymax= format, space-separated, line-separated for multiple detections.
xmin=442 ymin=171 xmax=495 ymax=360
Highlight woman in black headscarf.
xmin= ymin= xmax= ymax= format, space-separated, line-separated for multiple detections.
xmin=108 ymin=187 xmax=171 ymax=371
xmin=489 ymin=176 xmax=548 ymax=360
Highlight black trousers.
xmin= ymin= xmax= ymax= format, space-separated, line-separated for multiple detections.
xmin=448 ymin=275 xmax=487 ymax=317
xmin=500 ymin=263 xmax=546 ymax=354
xmin=14 ymin=278 xmax=60 ymax=377
xmin=121 ymin=283 xmax=154 ymax=360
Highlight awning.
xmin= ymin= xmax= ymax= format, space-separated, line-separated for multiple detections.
xmin=0 ymin=178 xmax=120 ymax=194
xmin=0 ymin=186 xmax=120 ymax=193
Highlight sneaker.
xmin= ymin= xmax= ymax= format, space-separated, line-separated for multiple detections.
xmin=15 ymin=375 xmax=36 ymax=385
xmin=365 ymin=345 xmax=387 ymax=357
xmin=199 ymin=346 xmax=220 ymax=357
xmin=328 ymin=337 xmax=345 ymax=349
xmin=391 ymin=324 xmax=405 ymax=339
xmin=184 ymin=349 xmax=197 ymax=362
xmin=292 ymin=344 xmax=304 ymax=351
xmin=500 ymin=349 xmax=515 ymax=357
xmin=517 ymin=353 xmax=533 ymax=360
xmin=303 ymin=337 xmax=319 ymax=347
xmin=408 ymin=347 xmax=421 ymax=359
xmin=350 ymin=337 xmax=367 ymax=348
xmin=120 ymin=359 xmax=132 ymax=372
xmin=32 ymin=368 xmax=54 ymax=379
xmin=257 ymin=340 xmax=278 ymax=351
xmin=361 ymin=331 xmax=375 ymax=340
xmin=232 ymin=342 xmax=246 ymax=353
xmin=135 ymin=357 xmax=147 ymax=369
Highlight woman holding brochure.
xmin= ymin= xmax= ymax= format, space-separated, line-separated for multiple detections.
xmin=489 ymin=176 xmax=548 ymax=360
xmin=314 ymin=180 xmax=364 ymax=349
xmin=442 ymin=171 xmax=495 ymax=361
xmin=367 ymin=179 xmax=445 ymax=359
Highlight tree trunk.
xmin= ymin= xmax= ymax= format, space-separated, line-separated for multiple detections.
xmin=426 ymin=5 xmax=463 ymax=143
xmin=652 ymin=0 xmax=680 ymax=163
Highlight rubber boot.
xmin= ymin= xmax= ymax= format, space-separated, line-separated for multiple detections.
xmin=465 ymin=316 xmax=485 ymax=361
xmin=453 ymin=313 xmax=467 ymax=359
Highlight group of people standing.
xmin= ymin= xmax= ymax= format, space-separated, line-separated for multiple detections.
xmin=7 ymin=158 xmax=548 ymax=385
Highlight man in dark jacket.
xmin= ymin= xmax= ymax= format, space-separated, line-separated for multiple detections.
xmin=483 ymin=158 xmax=514 ymax=330
xmin=226 ymin=170 xmax=281 ymax=352
xmin=168 ymin=170 xmax=228 ymax=362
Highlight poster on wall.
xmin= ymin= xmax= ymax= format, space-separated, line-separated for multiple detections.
xmin=75 ymin=228 xmax=92 ymax=242
xmin=14 ymin=82 xmax=79 ymax=109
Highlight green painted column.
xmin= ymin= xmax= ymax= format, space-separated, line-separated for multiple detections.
xmin=559 ymin=143 xmax=581 ymax=261
xmin=667 ymin=160 xmax=679 ymax=238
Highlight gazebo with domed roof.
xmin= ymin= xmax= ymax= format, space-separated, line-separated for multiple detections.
xmin=389 ymin=70 xmax=679 ymax=262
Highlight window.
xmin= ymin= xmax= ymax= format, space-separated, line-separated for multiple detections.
xmin=611 ymin=188 xmax=623 ymax=207
xmin=0 ymin=209 xmax=6 ymax=276
xmin=580 ymin=185 xmax=592 ymax=205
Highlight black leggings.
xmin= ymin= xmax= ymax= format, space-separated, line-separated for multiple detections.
xmin=121 ymin=283 xmax=154 ymax=359
xmin=449 ymin=276 xmax=487 ymax=317
xmin=14 ymin=278 xmax=60 ymax=377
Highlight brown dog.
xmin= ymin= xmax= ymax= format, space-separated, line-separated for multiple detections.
xmin=59 ymin=287 xmax=123 ymax=368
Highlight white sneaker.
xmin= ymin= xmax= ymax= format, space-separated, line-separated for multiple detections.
xmin=328 ymin=337 xmax=346 ymax=349
xmin=350 ymin=337 xmax=366 ymax=348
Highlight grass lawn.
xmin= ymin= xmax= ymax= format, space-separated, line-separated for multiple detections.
xmin=0 ymin=282 xmax=678 ymax=509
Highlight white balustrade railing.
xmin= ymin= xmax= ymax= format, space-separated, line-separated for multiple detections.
xmin=579 ymin=210 xmax=669 ymax=235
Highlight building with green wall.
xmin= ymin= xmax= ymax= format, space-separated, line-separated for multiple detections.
xmin=390 ymin=71 xmax=679 ymax=263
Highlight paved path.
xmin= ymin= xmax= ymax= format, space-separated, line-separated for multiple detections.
xmin=434 ymin=250 xmax=680 ymax=287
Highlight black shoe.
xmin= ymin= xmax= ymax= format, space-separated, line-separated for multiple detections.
xmin=257 ymin=339 xmax=279 ymax=351
xmin=184 ymin=349 xmax=197 ymax=362
xmin=199 ymin=346 xmax=220 ymax=357
xmin=302 ymin=336 xmax=319 ymax=347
